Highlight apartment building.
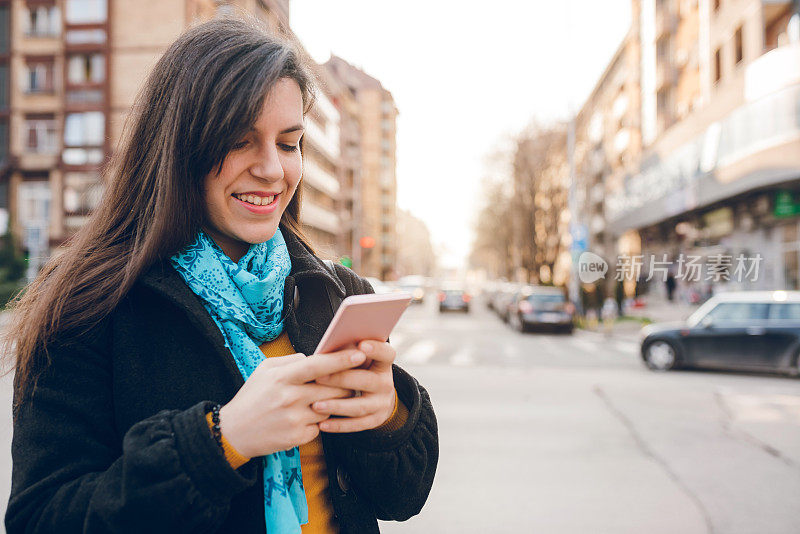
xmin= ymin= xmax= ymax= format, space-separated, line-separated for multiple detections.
xmin=324 ymin=55 xmax=398 ymax=280
xmin=573 ymin=19 xmax=643 ymax=270
xmin=602 ymin=0 xmax=800 ymax=291
xmin=1 ymin=0 xmax=346 ymax=277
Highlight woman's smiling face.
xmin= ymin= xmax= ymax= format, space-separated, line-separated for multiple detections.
xmin=203 ymin=77 xmax=304 ymax=262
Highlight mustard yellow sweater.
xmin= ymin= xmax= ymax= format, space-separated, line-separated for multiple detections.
xmin=206 ymin=331 xmax=408 ymax=533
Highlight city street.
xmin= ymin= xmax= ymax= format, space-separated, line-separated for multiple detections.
xmin=0 ymin=302 xmax=799 ymax=533
xmin=379 ymin=296 xmax=800 ymax=534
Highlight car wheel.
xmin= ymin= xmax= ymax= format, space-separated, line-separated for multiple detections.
xmin=643 ymin=340 xmax=679 ymax=371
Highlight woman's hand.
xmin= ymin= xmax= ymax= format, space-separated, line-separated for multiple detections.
xmin=312 ymin=340 xmax=397 ymax=433
xmin=219 ymin=349 xmax=366 ymax=458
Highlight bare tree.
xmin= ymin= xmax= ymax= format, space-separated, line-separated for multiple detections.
xmin=511 ymin=123 xmax=568 ymax=284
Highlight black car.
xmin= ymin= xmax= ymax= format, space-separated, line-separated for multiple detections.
xmin=640 ymin=291 xmax=800 ymax=375
xmin=507 ymin=286 xmax=574 ymax=333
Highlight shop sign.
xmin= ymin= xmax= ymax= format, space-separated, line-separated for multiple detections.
xmin=774 ymin=190 xmax=800 ymax=218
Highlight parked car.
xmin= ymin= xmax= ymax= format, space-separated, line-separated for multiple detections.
xmin=507 ymin=286 xmax=574 ymax=333
xmin=491 ymin=283 xmax=520 ymax=322
xmin=397 ymin=275 xmax=426 ymax=304
xmin=640 ymin=290 xmax=800 ymax=375
xmin=438 ymin=284 xmax=471 ymax=313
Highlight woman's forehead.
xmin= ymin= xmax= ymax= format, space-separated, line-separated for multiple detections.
xmin=252 ymin=78 xmax=304 ymax=133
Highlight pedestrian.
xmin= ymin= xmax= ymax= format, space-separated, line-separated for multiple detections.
xmin=665 ymin=269 xmax=676 ymax=302
xmin=601 ymin=297 xmax=618 ymax=336
xmin=2 ymin=18 xmax=437 ymax=534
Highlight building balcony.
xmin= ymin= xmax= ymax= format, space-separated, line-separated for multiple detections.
xmin=303 ymin=158 xmax=340 ymax=197
xmin=18 ymin=151 xmax=58 ymax=170
xmin=606 ymin=72 xmax=800 ymax=233
xmin=301 ymin=201 xmax=340 ymax=235
xmin=745 ymin=43 xmax=800 ymax=102
xmin=17 ymin=90 xmax=61 ymax=110
xmin=305 ymin=118 xmax=340 ymax=163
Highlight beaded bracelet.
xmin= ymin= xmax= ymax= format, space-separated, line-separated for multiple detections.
xmin=210 ymin=403 xmax=223 ymax=450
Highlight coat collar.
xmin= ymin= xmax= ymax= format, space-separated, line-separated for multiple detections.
xmin=135 ymin=225 xmax=344 ymax=372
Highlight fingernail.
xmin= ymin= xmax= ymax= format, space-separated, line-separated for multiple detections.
xmin=361 ymin=341 xmax=373 ymax=353
xmin=351 ymin=351 xmax=365 ymax=364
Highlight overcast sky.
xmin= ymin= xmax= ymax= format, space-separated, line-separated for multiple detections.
xmin=292 ymin=0 xmax=631 ymax=271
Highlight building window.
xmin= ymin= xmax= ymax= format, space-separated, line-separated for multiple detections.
xmin=24 ymin=115 xmax=58 ymax=154
xmin=65 ymin=0 xmax=107 ymax=24
xmin=714 ymin=47 xmax=722 ymax=83
xmin=0 ymin=64 xmax=8 ymax=108
xmin=734 ymin=26 xmax=743 ymax=64
xmin=63 ymin=172 xmax=103 ymax=215
xmin=63 ymin=112 xmax=104 ymax=165
xmin=68 ymin=54 xmax=105 ymax=84
xmin=0 ymin=119 xmax=7 ymax=164
xmin=23 ymin=5 xmax=61 ymax=37
xmin=24 ymin=61 xmax=55 ymax=93
xmin=64 ymin=112 xmax=104 ymax=146
xmin=0 ymin=5 xmax=9 ymax=55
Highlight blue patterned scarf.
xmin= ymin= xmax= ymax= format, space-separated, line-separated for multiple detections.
xmin=169 ymin=227 xmax=308 ymax=533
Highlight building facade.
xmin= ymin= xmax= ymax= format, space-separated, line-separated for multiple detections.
xmin=0 ymin=0 xmax=357 ymax=278
xmin=584 ymin=0 xmax=800 ymax=295
xmin=324 ymin=55 xmax=398 ymax=280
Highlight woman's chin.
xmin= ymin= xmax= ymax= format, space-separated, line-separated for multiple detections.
xmin=238 ymin=225 xmax=279 ymax=244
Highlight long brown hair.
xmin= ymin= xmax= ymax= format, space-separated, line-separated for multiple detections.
xmin=2 ymin=16 xmax=317 ymax=413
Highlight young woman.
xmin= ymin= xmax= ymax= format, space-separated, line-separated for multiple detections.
xmin=3 ymin=17 xmax=437 ymax=534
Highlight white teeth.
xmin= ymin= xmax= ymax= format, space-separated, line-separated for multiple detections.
xmin=234 ymin=193 xmax=276 ymax=206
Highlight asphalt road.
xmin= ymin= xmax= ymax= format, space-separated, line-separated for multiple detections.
xmin=378 ymin=297 xmax=800 ymax=534
xmin=0 ymin=302 xmax=798 ymax=533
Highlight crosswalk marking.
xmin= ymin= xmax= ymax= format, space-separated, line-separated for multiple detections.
xmin=614 ymin=340 xmax=639 ymax=354
xmin=503 ymin=344 xmax=519 ymax=359
xmin=569 ymin=337 xmax=598 ymax=353
xmin=450 ymin=346 xmax=475 ymax=366
xmin=401 ymin=340 xmax=438 ymax=364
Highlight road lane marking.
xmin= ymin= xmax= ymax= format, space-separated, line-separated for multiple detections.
xmin=450 ymin=346 xmax=475 ymax=366
xmin=400 ymin=340 xmax=437 ymax=364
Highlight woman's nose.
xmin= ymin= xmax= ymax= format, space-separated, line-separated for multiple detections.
xmin=250 ymin=146 xmax=284 ymax=181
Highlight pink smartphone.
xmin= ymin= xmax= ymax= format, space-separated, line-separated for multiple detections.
xmin=313 ymin=292 xmax=412 ymax=355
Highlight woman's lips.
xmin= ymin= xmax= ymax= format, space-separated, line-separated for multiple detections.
xmin=231 ymin=193 xmax=280 ymax=214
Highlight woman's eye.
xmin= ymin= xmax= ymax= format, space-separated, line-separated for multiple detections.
xmin=231 ymin=140 xmax=249 ymax=150
xmin=279 ymin=144 xmax=299 ymax=152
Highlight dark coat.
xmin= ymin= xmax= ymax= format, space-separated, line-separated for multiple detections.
xmin=5 ymin=228 xmax=438 ymax=533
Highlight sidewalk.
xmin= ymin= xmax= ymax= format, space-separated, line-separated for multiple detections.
xmin=578 ymin=296 xmax=700 ymax=337
xmin=624 ymin=296 xmax=700 ymax=324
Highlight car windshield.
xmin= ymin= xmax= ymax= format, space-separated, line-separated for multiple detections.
xmin=695 ymin=302 xmax=769 ymax=323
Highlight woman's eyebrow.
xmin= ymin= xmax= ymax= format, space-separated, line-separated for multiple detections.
xmin=280 ymin=124 xmax=304 ymax=134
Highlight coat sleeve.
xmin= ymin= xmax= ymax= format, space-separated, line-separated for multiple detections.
xmin=5 ymin=321 xmax=259 ymax=534
xmin=328 ymin=267 xmax=439 ymax=521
